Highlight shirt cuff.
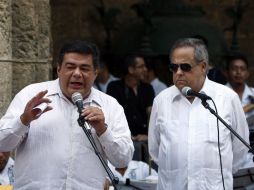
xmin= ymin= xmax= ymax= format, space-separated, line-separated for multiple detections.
xmin=98 ymin=125 xmax=113 ymax=142
xmin=15 ymin=117 xmax=30 ymax=136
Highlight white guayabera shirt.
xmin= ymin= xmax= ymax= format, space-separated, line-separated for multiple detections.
xmin=0 ymin=79 xmax=134 ymax=190
xmin=226 ymin=83 xmax=254 ymax=129
xmin=149 ymin=78 xmax=250 ymax=190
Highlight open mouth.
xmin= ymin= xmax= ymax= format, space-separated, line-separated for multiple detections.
xmin=69 ymin=81 xmax=83 ymax=89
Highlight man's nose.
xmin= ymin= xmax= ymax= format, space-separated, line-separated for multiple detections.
xmin=175 ymin=67 xmax=184 ymax=74
xmin=73 ymin=68 xmax=82 ymax=77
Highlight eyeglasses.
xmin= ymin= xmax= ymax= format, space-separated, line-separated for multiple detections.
xmin=135 ymin=64 xmax=146 ymax=69
xmin=169 ymin=63 xmax=192 ymax=73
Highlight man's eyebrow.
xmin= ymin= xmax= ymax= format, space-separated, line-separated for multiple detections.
xmin=65 ymin=62 xmax=92 ymax=67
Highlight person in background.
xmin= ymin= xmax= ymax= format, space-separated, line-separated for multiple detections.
xmin=0 ymin=152 xmax=14 ymax=185
xmin=145 ymin=60 xmax=167 ymax=96
xmin=107 ymin=54 xmax=155 ymax=142
xmin=225 ymin=52 xmax=254 ymax=144
xmin=0 ymin=40 xmax=134 ymax=190
xmin=149 ymin=38 xmax=250 ymax=190
xmin=94 ymin=59 xmax=118 ymax=93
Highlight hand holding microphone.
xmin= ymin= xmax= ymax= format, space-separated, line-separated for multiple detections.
xmin=72 ymin=92 xmax=107 ymax=136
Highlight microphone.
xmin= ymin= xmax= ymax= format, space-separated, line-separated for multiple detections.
xmin=71 ymin=92 xmax=83 ymax=114
xmin=181 ymin=86 xmax=211 ymax=100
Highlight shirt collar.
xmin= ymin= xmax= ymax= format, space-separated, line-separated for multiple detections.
xmin=46 ymin=78 xmax=62 ymax=97
xmin=83 ymin=87 xmax=102 ymax=107
xmin=46 ymin=79 xmax=102 ymax=107
xmin=226 ymin=82 xmax=253 ymax=99
xmin=199 ymin=77 xmax=212 ymax=95
xmin=172 ymin=77 xmax=210 ymax=102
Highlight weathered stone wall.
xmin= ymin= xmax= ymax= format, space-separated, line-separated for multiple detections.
xmin=0 ymin=0 xmax=12 ymax=117
xmin=12 ymin=0 xmax=52 ymax=96
xmin=0 ymin=0 xmax=52 ymax=116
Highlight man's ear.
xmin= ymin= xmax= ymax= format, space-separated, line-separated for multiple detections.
xmin=94 ymin=68 xmax=98 ymax=77
xmin=57 ymin=64 xmax=61 ymax=76
xmin=201 ymin=62 xmax=207 ymax=74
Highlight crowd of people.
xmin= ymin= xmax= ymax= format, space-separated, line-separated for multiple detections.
xmin=0 ymin=38 xmax=254 ymax=190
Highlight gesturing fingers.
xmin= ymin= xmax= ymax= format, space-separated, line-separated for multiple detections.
xmin=21 ymin=90 xmax=52 ymax=126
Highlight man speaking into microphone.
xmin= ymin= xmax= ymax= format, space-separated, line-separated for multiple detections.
xmin=0 ymin=40 xmax=134 ymax=189
xmin=148 ymin=38 xmax=250 ymax=190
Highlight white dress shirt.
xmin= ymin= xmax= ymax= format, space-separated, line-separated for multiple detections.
xmin=226 ymin=83 xmax=254 ymax=129
xmin=94 ymin=74 xmax=118 ymax=93
xmin=0 ymin=157 xmax=14 ymax=185
xmin=150 ymin=78 xmax=167 ymax=96
xmin=0 ymin=79 xmax=134 ymax=190
xmin=149 ymin=78 xmax=249 ymax=190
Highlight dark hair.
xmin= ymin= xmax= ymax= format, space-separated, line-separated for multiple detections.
xmin=123 ymin=53 xmax=145 ymax=75
xmin=57 ymin=40 xmax=100 ymax=68
xmin=226 ymin=52 xmax=248 ymax=70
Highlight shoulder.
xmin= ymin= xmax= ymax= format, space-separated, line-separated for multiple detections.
xmin=140 ymin=81 xmax=153 ymax=89
xmin=108 ymin=79 xmax=122 ymax=87
xmin=19 ymin=80 xmax=57 ymax=94
xmin=155 ymin=85 xmax=176 ymax=99
xmin=107 ymin=79 xmax=124 ymax=90
xmin=15 ymin=79 xmax=58 ymax=100
xmin=140 ymin=82 xmax=155 ymax=94
xmin=205 ymin=80 xmax=239 ymax=102
xmin=211 ymin=80 xmax=238 ymax=97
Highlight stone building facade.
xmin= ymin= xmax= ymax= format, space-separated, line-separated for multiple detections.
xmin=0 ymin=0 xmax=51 ymax=117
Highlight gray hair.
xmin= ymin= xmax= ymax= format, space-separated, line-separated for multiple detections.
xmin=170 ymin=38 xmax=209 ymax=68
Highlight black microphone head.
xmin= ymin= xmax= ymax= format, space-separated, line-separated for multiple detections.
xmin=181 ymin=86 xmax=191 ymax=97
xmin=71 ymin=92 xmax=83 ymax=104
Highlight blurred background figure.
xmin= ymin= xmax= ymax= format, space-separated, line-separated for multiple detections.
xmin=0 ymin=152 xmax=14 ymax=185
xmin=107 ymin=53 xmax=155 ymax=163
xmin=94 ymin=59 xmax=118 ymax=93
xmin=107 ymin=53 xmax=155 ymax=142
xmin=145 ymin=59 xmax=167 ymax=96
xmin=225 ymin=52 xmax=254 ymax=145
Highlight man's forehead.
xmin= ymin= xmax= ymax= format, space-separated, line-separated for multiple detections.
xmin=230 ymin=59 xmax=247 ymax=66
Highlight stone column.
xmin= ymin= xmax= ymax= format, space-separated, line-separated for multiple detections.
xmin=12 ymin=0 xmax=52 ymax=96
xmin=0 ymin=0 xmax=12 ymax=117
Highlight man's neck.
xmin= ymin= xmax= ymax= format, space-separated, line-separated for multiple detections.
xmin=99 ymin=72 xmax=110 ymax=84
xmin=231 ymin=83 xmax=245 ymax=99
xmin=125 ymin=75 xmax=139 ymax=88
xmin=125 ymin=75 xmax=139 ymax=95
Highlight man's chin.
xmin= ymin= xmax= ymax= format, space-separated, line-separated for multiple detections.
xmin=175 ymin=82 xmax=188 ymax=90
